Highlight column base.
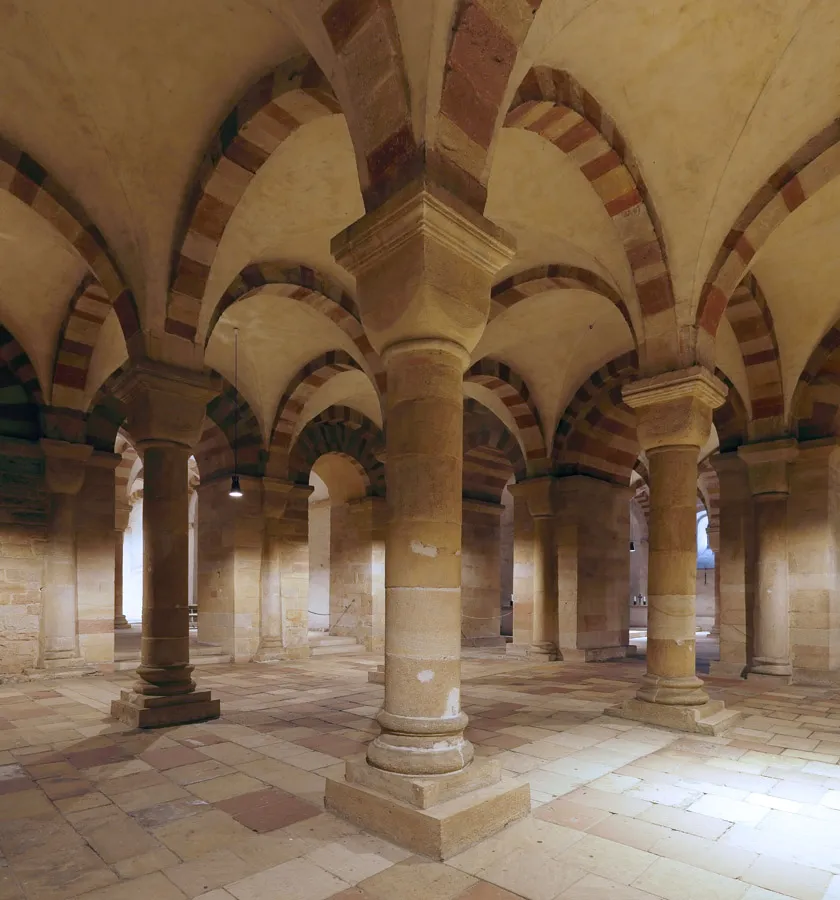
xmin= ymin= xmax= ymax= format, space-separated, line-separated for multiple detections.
xmin=253 ymin=640 xmax=311 ymax=663
xmin=43 ymin=652 xmax=89 ymax=670
xmin=367 ymin=664 xmax=385 ymax=684
xmin=110 ymin=689 xmax=220 ymax=728
xmin=461 ymin=636 xmax=507 ymax=648
xmin=526 ymin=643 xmax=558 ymax=662
xmin=114 ymin=615 xmax=132 ymax=630
xmin=751 ymin=659 xmax=792 ymax=677
xmin=504 ymin=643 xmax=529 ymax=658
xmin=605 ymin=698 xmax=743 ymax=735
xmin=324 ymin=755 xmax=530 ymax=860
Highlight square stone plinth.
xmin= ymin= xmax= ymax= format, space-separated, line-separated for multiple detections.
xmin=367 ymin=665 xmax=385 ymax=684
xmin=325 ymin=757 xmax=530 ymax=860
xmin=110 ymin=689 xmax=220 ymax=728
xmin=606 ymin=698 xmax=743 ymax=735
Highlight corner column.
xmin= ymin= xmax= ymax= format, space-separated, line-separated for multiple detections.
xmin=738 ymin=439 xmax=798 ymax=677
xmin=609 ymin=368 xmax=741 ymax=733
xmin=40 ymin=439 xmax=92 ymax=669
xmin=324 ymin=182 xmax=528 ymax=859
xmin=109 ymin=361 xmax=220 ymax=728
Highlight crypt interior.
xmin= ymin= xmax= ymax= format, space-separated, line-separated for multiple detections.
xmin=2 ymin=1 xmax=840 ymax=898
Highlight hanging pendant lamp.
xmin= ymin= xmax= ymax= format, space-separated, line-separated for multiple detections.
xmin=229 ymin=327 xmax=244 ymax=498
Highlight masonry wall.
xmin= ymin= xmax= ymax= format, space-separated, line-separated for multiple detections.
xmin=461 ymin=499 xmax=503 ymax=646
xmin=499 ymin=486 xmax=514 ymax=637
xmin=329 ymin=503 xmax=361 ymax=638
xmin=510 ymin=492 xmax=534 ymax=650
xmin=0 ymin=441 xmax=46 ymax=674
xmin=197 ymin=478 xmax=264 ymax=661
xmin=76 ymin=455 xmax=117 ymax=665
xmin=308 ymin=500 xmax=330 ymax=631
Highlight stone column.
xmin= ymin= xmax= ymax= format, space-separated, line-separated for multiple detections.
xmin=325 ymin=182 xmax=528 ymax=859
xmin=709 ymin=452 xmax=753 ymax=678
xmin=461 ymin=498 xmax=505 ymax=647
xmin=255 ymin=479 xmax=313 ymax=661
xmin=507 ymin=487 xmax=535 ymax=655
xmin=609 ymin=367 xmax=740 ymax=734
xmin=738 ymin=439 xmax=798 ymax=677
xmin=509 ymin=477 xmax=558 ymax=660
xmin=109 ymin=361 xmax=220 ymax=728
xmin=114 ymin=501 xmax=131 ymax=629
xmin=40 ymin=439 xmax=92 ymax=669
xmin=706 ymin=520 xmax=720 ymax=636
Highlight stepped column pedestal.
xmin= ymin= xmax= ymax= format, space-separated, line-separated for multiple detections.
xmin=324 ymin=182 xmax=530 ymax=859
xmin=109 ymin=361 xmax=221 ymax=728
xmin=608 ymin=367 xmax=742 ymax=734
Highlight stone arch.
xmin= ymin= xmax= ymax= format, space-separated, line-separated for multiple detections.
xmin=697 ymin=118 xmax=840 ymax=337
xmin=209 ymin=262 xmax=384 ymax=394
xmin=725 ymin=274 xmax=784 ymax=430
xmin=198 ymin=376 xmax=264 ymax=480
xmin=464 ymin=358 xmax=545 ymax=466
xmin=463 ymin=396 xmax=527 ymax=496
xmin=698 ymin=457 xmax=720 ymax=525
xmin=506 ymin=68 xmax=675 ymax=332
xmin=0 ymin=139 xmax=142 ymax=409
xmin=288 ymin=406 xmax=385 ymax=495
xmin=552 ymin=352 xmax=640 ymax=485
xmin=714 ymin=368 xmax=749 ymax=453
xmin=84 ymin=365 xmax=126 ymax=451
xmin=491 ymin=263 xmax=635 ymax=340
xmin=0 ymin=325 xmax=43 ymax=441
xmin=268 ymin=350 xmax=366 ymax=475
xmin=791 ymin=318 xmax=840 ymax=440
xmin=166 ymin=55 xmax=340 ymax=341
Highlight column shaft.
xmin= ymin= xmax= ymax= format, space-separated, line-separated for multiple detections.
xmin=135 ymin=444 xmax=194 ymax=695
xmin=531 ymin=514 xmax=558 ymax=657
xmin=638 ymin=445 xmax=708 ymax=705
xmin=114 ymin=530 xmax=130 ymax=629
xmin=368 ymin=340 xmax=471 ymax=776
xmin=752 ymin=494 xmax=791 ymax=674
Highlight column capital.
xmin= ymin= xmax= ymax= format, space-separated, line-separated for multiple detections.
xmin=331 ymin=180 xmax=515 ymax=356
xmin=112 ymin=359 xmax=219 ymax=449
xmin=508 ymin=476 xmax=557 ymax=518
xmin=261 ymin=477 xmax=313 ymax=518
xmin=737 ymin=438 xmax=798 ymax=497
xmin=40 ymin=439 xmax=93 ymax=494
xmin=622 ymin=366 xmax=727 ymax=452
xmin=87 ymin=450 xmax=121 ymax=471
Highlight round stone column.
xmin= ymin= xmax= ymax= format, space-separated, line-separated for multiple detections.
xmin=41 ymin=440 xmax=93 ymax=668
xmin=738 ymin=439 xmax=798 ymax=676
xmin=706 ymin=522 xmax=720 ymax=636
xmin=367 ymin=338 xmax=471 ymax=776
xmin=109 ymin=361 xmax=220 ymax=728
xmin=612 ymin=368 xmax=736 ymax=733
xmin=114 ymin=502 xmax=131 ymax=629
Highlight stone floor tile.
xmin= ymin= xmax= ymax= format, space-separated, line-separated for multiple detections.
xmin=307 ymin=833 xmax=409 ymax=884
xmin=217 ymin=788 xmax=321 ymax=832
xmin=10 ymin=846 xmax=118 ymax=900
xmin=152 ymin=809 xmax=254 ymax=860
xmin=139 ymin=746 xmax=208 ymax=771
xmin=53 ymin=791 xmax=111 ymax=814
xmin=587 ymin=773 xmax=641 ymax=794
xmin=687 ymin=794 xmax=769 ymax=825
xmin=283 ymin=751 xmax=344 ymax=772
xmin=638 ymin=802 xmax=732 ymax=838
xmin=453 ymin=882 xmax=524 ymax=900
xmin=113 ymin=781 xmax=189 ymax=812
xmin=586 ymin=813 xmax=670 ymax=851
xmin=541 ymin=757 xmax=613 ymax=782
xmin=477 ymin=846 xmax=587 ymax=900
xmin=563 ymin=786 xmax=652 ymax=817
xmin=129 ymin=797 xmax=210 ymax=829
xmin=111 ymin=846 xmax=182 ymax=880
xmin=626 ymin=782 xmax=701 ymax=807
xmin=69 ymin=804 xmax=165 ymax=864
xmin=740 ymin=855 xmax=833 ymax=900
xmin=164 ymin=849 xmax=257 ymax=897
xmin=165 ymin=760 xmax=236 ymax=786
xmin=631 ymin=857 xmax=748 ymax=900
xmin=227 ymin=857 xmax=350 ymax=900
xmin=558 ymin=873 xmax=660 ymax=900
xmin=186 ymin=773 xmax=267 ymax=803
xmin=0 ymin=789 xmax=52 ymax=821
xmin=552 ymin=833 xmax=657 ymax=885
xmin=648 ymin=830 xmax=757 ymax=878
xmin=77 ymin=871 xmax=187 ymax=900
xmin=197 ymin=743 xmax=263 ymax=766
xmin=534 ymin=797 xmax=611 ymax=831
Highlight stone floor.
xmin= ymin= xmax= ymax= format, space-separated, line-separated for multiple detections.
xmin=1 ymin=650 xmax=840 ymax=900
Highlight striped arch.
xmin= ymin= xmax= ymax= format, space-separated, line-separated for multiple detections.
xmin=792 ymin=319 xmax=840 ymax=440
xmin=491 ymin=263 xmax=635 ymax=339
xmin=210 ymin=262 xmax=384 ymax=394
xmin=552 ymin=353 xmax=640 ymax=485
xmin=288 ymin=407 xmax=385 ymax=495
xmin=697 ymin=118 xmax=840 ymax=336
xmin=0 ymin=139 xmax=142 ymax=409
xmin=166 ymin=55 xmax=340 ymax=341
xmin=464 ymin=358 xmax=545 ymax=467
xmin=200 ymin=376 xmax=264 ymax=480
xmin=0 ymin=326 xmax=43 ymax=441
xmin=725 ymin=274 xmax=784 ymax=429
xmin=506 ymin=68 xmax=675 ymax=324
xmin=698 ymin=457 xmax=720 ymax=528
xmin=268 ymin=351 xmax=365 ymax=476
xmin=713 ymin=369 xmax=749 ymax=452
xmin=85 ymin=366 xmax=127 ymax=451
xmin=463 ymin=397 xmax=527 ymax=500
